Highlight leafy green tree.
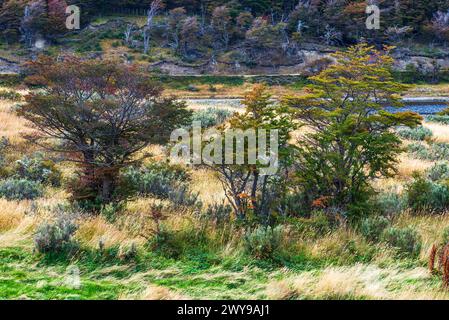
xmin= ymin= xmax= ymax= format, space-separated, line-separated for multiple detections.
xmin=285 ymin=44 xmax=422 ymax=220
xmin=204 ymin=84 xmax=297 ymax=223
xmin=18 ymin=55 xmax=191 ymax=207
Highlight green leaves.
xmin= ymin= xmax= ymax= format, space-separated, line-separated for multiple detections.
xmin=292 ymin=44 xmax=422 ymax=220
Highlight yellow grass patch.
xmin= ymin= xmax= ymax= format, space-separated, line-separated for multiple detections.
xmin=424 ymin=122 xmax=449 ymax=144
xmin=266 ymin=264 xmax=446 ymax=300
xmin=395 ymin=154 xmax=433 ymax=179
xmin=75 ymin=216 xmax=145 ymax=250
xmin=190 ymin=168 xmax=225 ymax=206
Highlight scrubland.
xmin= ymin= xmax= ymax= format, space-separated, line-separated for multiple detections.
xmin=1 ymin=85 xmax=449 ymax=301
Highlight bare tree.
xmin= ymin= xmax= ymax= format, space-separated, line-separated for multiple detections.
xmin=124 ymin=24 xmax=134 ymax=45
xmin=384 ymin=26 xmax=413 ymax=43
xmin=143 ymin=0 xmax=162 ymax=54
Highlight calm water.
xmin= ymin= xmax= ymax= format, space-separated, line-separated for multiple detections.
xmin=185 ymin=99 xmax=448 ymax=115
xmin=394 ymin=104 xmax=448 ymax=115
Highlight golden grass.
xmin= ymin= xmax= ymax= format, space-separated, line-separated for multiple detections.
xmin=0 ymin=199 xmax=40 ymax=248
xmin=75 ymin=216 xmax=145 ymax=250
xmin=424 ymin=122 xmax=449 ymax=144
xmin=0 ymin=100 xmax=33 ymax=142
xmin=138 ymin=285 xmax=187 ymax=300
xmin=395 ymin=154 xmax=433 ymax=179
xmin=190 ymin=168 xmax=226 ymax=206
xmin=266 ymin=264 xmax=446 ymax=300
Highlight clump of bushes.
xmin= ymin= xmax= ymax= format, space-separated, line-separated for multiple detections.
xmin=244 ymin=225 xmax=284 ymax=260
xmin=375 ymin=190 xmax=407 ymax=216
xmin=192 ymin=108 xmax=233 ymax=128
xmin=122 ymin=162 xmax=188 ymax=197
xmin=122 ymin=162 xmax=200 ymax=207
xmin=168 ymin=185 xmax=201 ymax=208
xmin=34 ymin=216 xmax=78 ymax=253
xmin=0 ymin=179 xmax=43 ymax=200
xmin=397 ymin=126 xmax=433 ymax=141
xmin=380 ymin=227 xmax=422 ymax=257
xmin=360 ymin=216 xmax=390 ymax=242
xmin=407 ymin=142 xmax=449 ymax=161
xmin=13 ymin=153 xmax=61 ymax=186
xmin=406 ymin=174 xmax=449 ymax=213
xmin=426 ymin=115 xmax=449 ymax=125
xmin=427 ymin=162 xmax=449 ymax=181
xmin=202 ymin=201 xmax=233 ymax=225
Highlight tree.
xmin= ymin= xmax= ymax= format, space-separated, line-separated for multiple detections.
xmin=203 ymin=85 xmax=297 ymax=223
xmin=211 ymin=5 xmax=232 ymax=50
xmin=180 ymin=16 xmax=200 ymax=56
xmin=143 ymin=0 xmax=163 ymax=54
xmin=285 ymin=44 xmax=422 ymax=220
xmin=245 ymin=18 xmax=288 ymax=64
xmin=18 ymin=55 xmax=192 ymax=207
xmin=167 ymin=7 xmax=187 ymax=52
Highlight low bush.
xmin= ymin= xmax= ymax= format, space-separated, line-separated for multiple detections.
xmin=427 ymin=162 xmax=449 ymax=181
xmin=397 ymin=126 xmax=433 ymax=141
xmin=13 ymin=153 xmax=61 ymax=186
xmin=360 ymin=216 xmax=390 ymax=242
xmin=380 ymin=227 xmax=422 ymax=257
xmin=202 ymin=201 xmax=233 ymax=225
xmin=426 ymin=115 xmax=449 ymax=125
xmin=0 ymin=179 xmax=43 ymax=200
xmin=168 ymin=185 xmax=201 ymax=208
xmin=406 ymin=174 xmax=449 ymax=212
xmin=244 ymin=225 xmax=284 ymax=260
xmin=122 ymin=162 xmax=189 ymax=198
xmin=34 ymin=217 xmax=78 ymax=254
xmin=407 ymin=142 xmax=449 ymax=161
xmin=375 ymin=190 xmax=407 ymax=216
xmin=192 ymin=108 xmax=233 ymax=128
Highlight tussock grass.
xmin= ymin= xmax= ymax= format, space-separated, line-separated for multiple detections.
xmin=266 ymin=264 xmax=446 ymax=300
xmin=424 ymin=122 xmax=449 ymax=144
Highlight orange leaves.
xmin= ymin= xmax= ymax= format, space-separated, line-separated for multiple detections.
xmin=312 ymin=196 xmax=332 ymax=209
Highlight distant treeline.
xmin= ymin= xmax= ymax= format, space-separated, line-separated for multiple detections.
xmin=1 ymin=0 xmax=448 ymax=46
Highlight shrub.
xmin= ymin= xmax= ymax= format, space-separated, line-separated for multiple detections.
xmin=122 ymin=162 xmax=200 ymax=207
xmin=427 ymin=162 xmax=449 ymax=181
xmin=13 ymin=153 xmax=61 ymax=186
xmin=0 ymin=179 xmax=43 ymax=200
xmin=168 ymin=185 xmax=201 ymax=208
xmin=202 ymin=201 xmax=233 ymax=224
xmin=406 ymin=174 xmax=449 ymax=212
xmin=407 ymin=142 xmax=429 ymax=158
xmin=191 ymin=108 xmax=233 ymax=128
xmin=34 ymin=217 xmax=78 ymax=253
xmin=375 ymin=190 xmax=407 ymax=216
xmin=441 ymin=227 xmax=449 ymax=245
xmin=397 ymin=126 xmax=433 ymax=141
xmin=360 ymin=216 xmax=390 ymax=242
xmin=244 ymin=225 xmax=283 ymax=260
xmin=122 ymin=162 xmax=189 ymax=198
xmin=381 ymin=227 xmax=422 ymax=257
xmin=0 ymin=90 xmax=22 ymax=101
xmin=426 ymin=115 xmax=449 ymax=125
xmin=408 ymin=142 xmax=449 ymax=161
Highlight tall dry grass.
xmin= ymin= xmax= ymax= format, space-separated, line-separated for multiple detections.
xmin=266 ymin=264 xmax=446 ymax=300
xmin=424 ymin=122 xmax=449 ymax=144
xmin=395 ymin=154 xmax=433 ymax=179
